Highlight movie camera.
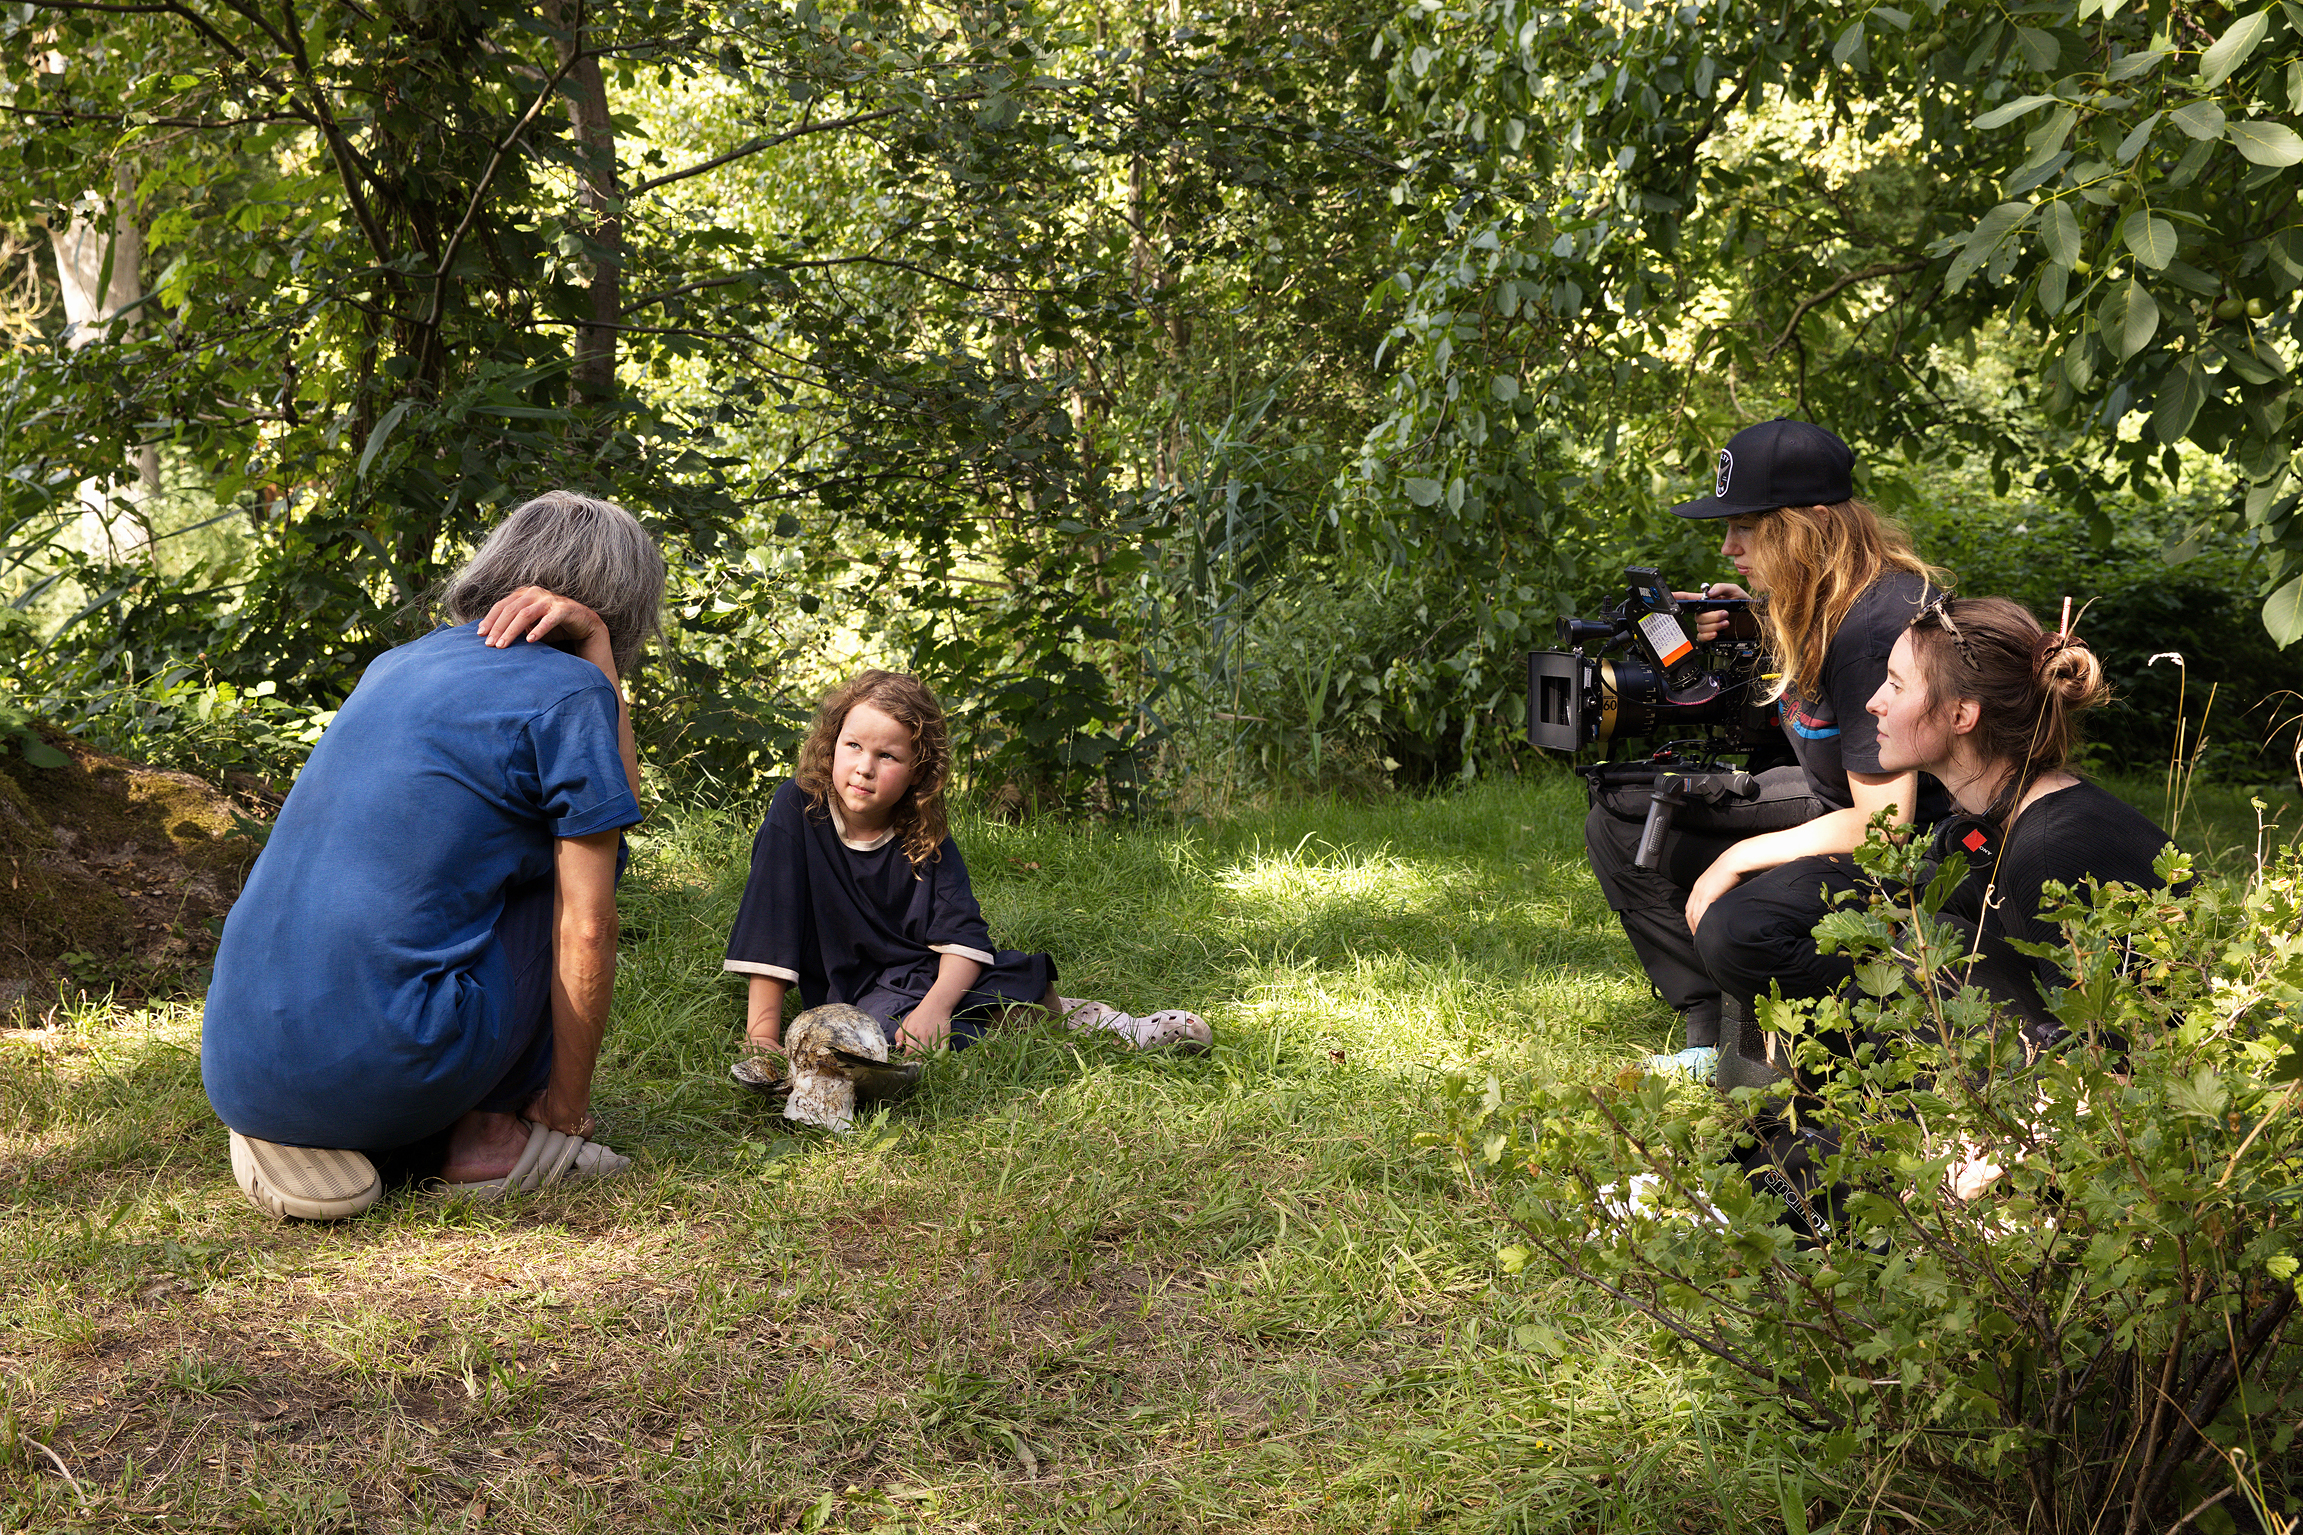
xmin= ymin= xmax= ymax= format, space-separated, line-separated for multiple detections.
xmin=1527 ymin=566 xmax=1788 ymax=868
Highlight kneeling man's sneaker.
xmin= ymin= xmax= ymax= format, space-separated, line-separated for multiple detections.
xmin=229 ymin=1130 xmax=382 ymax=1221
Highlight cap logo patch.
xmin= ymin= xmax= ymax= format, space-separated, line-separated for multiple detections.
xmin=1715 ymin=449 xmax=1734 ymax=498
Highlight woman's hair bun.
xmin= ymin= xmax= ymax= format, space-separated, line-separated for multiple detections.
xmin=2036 ymin=633 xmax=2109 ymax=709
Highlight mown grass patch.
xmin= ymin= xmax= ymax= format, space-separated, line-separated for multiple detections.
xmin=3 ymin=769 xmax=2293 ymax=1533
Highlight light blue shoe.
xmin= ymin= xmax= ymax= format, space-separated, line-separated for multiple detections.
xmin=1642 ymin=1046 xmax=1719 ymax=1083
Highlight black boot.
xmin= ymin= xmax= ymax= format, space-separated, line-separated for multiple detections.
xmin=1713 ymin=993 xmax=1785 ymax=1094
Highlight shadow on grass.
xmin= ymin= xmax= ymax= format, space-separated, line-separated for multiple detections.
xmin=1 ymin=775 xmax=1760 ymax=1535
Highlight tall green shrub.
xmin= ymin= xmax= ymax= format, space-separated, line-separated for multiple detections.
xmin=1453 ymin=824 xmax=2303 ymax=1531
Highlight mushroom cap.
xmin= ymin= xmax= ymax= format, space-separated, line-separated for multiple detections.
xmin=782 ymin=1004 xmax=892 ymax=1134
xmin=785 ymin=1003 xmax=889 ymax=1076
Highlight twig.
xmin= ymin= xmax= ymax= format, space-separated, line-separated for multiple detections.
xmin=2216 ymin=1078 xmax=2303 ymax=1191
xmin=424 ymin=47 xmax=590 ymax=328
xmin=1765 ymin=261 xmax=1930 ymax=356
xmin=30 ymin=1439 xmax=88 ymax=1504
xmin=2166 ymin=1484 xmax=2237 ymax=1535
xmin=624 ymin=108 xmax=906 ymax=198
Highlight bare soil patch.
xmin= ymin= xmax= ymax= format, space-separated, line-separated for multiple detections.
xmin=0 ymin=726 xmax=268 ymax=1018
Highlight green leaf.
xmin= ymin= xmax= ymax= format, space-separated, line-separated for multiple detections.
xmin=2107 ymin=49 xmax=2168 ymax=82
xmin=356 ymin=400 xmax=414 ymax=481
xmin=2119 ymin=111 xmax=2165 ymax=160
xmin=2016 ymin=26 xmax=2060 ymax=69
xmin=2102 ymin=278 xmax=2162 ymax=358
xmin=1491 ymin=374 xmax=1521 ymax=402
xmin=2267 ymin=573 xmax=2303 ymax=645
xmin=2168 ymin=100 xmax=2227 ymax=140
xmin=2043 ymin=200 xmax=2082 ymax=266
xmin=1946 ymin=201 xmax=2036 ymax=292
xmin=2229 ymin=119 xmax=2303 ymax=165
xmin=1974 ymin=94 xmax=2057 ymax=130
xmin=1833 ymin=19 xmax=1868 ymax=69
xmin=2123 ymin=211 xmax=2177 ymax=268
xmin=9 ymin=730 xmax=68 ymax=770
xmin=2152 ymin=353 xmax=2209 ymax=442
xmin=1403 ymin=477 xmax=1444 ymax=507
xmin=2168 ymin=1066 xmax=2228 ymax=1121
xmin=2199 ymin=10 xmax=2272 ymax=90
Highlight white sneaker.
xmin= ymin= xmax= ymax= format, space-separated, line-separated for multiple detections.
xmin=1057 ymin=997 xmax=1211 ymax=1053
xmin=1641 ymin=1046 xmax=1718 ymax=1083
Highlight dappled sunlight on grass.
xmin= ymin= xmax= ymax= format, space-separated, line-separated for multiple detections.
xmin=1214 ymin=836 xmax=1456 ymax=906
xmin=0 ymin=777 xmax=1768 ymax=1534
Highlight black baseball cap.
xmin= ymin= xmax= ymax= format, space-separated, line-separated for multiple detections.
xmin=1670 ymin=417 xmax=1855 ymax=519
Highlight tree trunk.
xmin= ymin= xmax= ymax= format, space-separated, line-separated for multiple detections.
xmin=46 ymin=164 xmax=159 ymax=560
xmin=546 ymin=0 xmax=621 ymax=406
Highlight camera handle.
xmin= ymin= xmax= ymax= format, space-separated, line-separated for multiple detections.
xmin=1634 ymin=767 xmax=1759 ymax=870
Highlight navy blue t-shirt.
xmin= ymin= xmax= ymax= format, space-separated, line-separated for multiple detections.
xmin=722 ymin=780 xmax=996 ymax=1009
xmin=201 ymin=624 xmax=640 ymax=1147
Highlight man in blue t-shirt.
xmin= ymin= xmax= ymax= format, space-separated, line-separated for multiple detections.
xmin=201 ymin=493 xmax=660 ymax=1220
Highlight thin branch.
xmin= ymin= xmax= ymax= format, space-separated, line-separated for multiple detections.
xmin=616 ymin=272 xmax=761 ymax=311
xmin=624 ymin=107 xmax=906 ymax=198
xmin=424 ymin=45 xmax=591 ymax=329
xmin=1765 ymin=260 xmax=1930 ymax=356
xmin=779 ymin=254 xmax=995 ymax=293
xmin=1 ymin=104 xmax=304 ymax=128
xmin=29 ymin=1441 xmax=87 ymax=1505
xmin=619 ymin=254 xmax=998 ymax=314
xmin=31 ymin=0 xmax=251 ymax=62
xmin=250 ymin=0 xmax=394 ymax=274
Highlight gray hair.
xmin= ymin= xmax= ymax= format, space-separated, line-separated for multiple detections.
xmin=441 ymin=491 xmax=665 ymax=676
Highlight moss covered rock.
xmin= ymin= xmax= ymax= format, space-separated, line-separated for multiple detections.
xmin=0 ymin=724 xmax=266 ymax=1017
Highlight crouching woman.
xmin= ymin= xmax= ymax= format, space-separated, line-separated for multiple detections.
xmin=201 ymin=492 xmax=658 ymax=1219
xmin=1696 ymin=595 xmax=2180 ymax=1074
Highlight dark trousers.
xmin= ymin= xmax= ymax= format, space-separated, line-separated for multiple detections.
xmin=1692 ymin=855 xmax=1863 ymax=1007
xmin=848 ymin=949 xmax=1058 ymax=1052
xmin=1698 ymin=856 xmax=2064 ymax=1048
xmin=1584 ymin=766 xmax=1827 ymax=1046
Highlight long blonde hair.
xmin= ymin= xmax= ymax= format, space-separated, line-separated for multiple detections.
xmin=794 ymin=671 xmax=952 ymax=872
xmin=1738 ymin=499 xmax=1942 ymax=704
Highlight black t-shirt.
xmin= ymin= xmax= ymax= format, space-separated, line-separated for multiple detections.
xmin=1777 ymin=570 xmax=1952 ymax=823
xmin=722 ymin=780 xmax=997 ymax=1008
xmin=1929 ymin=779 xmax=2177 ymax=1015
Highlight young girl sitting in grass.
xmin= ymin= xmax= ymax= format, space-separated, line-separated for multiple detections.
xmin=723 ymin=670 xmax=1211 ymax=1063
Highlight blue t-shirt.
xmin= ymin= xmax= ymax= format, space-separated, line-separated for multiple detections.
xmin=201 ymin=624 xmax=641 ymax=1147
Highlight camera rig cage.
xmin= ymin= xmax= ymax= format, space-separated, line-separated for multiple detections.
xmin=1527 ymin=566 xmax=1791 ymax=868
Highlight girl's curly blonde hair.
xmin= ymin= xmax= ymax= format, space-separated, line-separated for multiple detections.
xmin=793 ymin=670 xmax=951 ymax=872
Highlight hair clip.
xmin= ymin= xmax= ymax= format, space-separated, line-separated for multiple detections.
xmin=1911 ymin=590 xmax=1977 ymax=666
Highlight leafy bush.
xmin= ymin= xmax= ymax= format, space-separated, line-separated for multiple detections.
xmin=1449 ymin=822 xmax=2303 ymax=1532
xmin=17 ymin=670 xmax=334 ymax=791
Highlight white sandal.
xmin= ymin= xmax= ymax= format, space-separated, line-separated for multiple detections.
xmin=230 ymin=1131 xmax=382 ymax=1221
xmin=1056 ymin=996 xmax=1135 ymax=1033
xmin=440 ymin=1122 xmax=630 ymax=1199
xmin=1135 ymin=1010 xmax=1212 ymax=1054
xmin=1057 ymin=997 xmax=1211 ymax=1054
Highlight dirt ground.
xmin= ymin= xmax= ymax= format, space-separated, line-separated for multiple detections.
xmin=0 ymin=725 xmax=269 ymax=1020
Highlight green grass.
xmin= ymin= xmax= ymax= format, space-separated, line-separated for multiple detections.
xmin=3 ymin=769 xmax=2296 ymax=1533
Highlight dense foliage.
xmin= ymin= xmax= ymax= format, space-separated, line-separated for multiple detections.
xmin=5 ymin=0 xmax=2303 ymax=800
xmin=1454 ymin=821 xmax=2303 ymax=1531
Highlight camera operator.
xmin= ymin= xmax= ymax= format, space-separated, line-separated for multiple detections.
xmin=1584 ymin=418 xmax=1949 ymax=1071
